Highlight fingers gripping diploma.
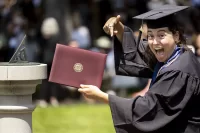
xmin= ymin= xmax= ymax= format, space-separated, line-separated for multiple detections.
xmin=78 ymin=84 xmax=109 ymax=103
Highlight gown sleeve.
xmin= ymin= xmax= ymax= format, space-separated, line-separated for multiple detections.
xmin=114 ymin=26 xmax=155 ymax=78
xmin=109 ymin=70 xmax=196 ymax=133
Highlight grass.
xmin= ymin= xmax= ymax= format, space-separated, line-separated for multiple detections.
xmin=33 ymin=104 xmax=115 ymax=133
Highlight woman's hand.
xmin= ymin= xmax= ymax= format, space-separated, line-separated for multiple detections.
xmin=78 ymin=84 xmax=109 ymax=103
xmin=103 ymin=15 xmax=124 ymax=41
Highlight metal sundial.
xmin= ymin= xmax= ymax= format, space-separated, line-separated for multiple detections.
xmin=9 ymin=35 xmax=28 ymax=63
xmin=0 ymin=35 xmax=39 ymax=66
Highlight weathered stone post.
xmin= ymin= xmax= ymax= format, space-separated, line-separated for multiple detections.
xmin=0 ymin=35 xmax=47 ymax=133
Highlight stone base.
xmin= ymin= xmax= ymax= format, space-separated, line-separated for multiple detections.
xmin=0 ymin=64 xmax=47 ymax=133
xmin=0 ymin=113 xmax=32 ymax=133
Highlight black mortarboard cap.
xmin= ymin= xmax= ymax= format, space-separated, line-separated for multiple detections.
xmin=133 ymin=5 xmax=189 ymax=48
xmin=133 ymin=5 xmax=189 ymax=29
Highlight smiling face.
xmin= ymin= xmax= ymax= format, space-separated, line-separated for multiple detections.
xmin=147 ymin=27 xmax=180 ymax=62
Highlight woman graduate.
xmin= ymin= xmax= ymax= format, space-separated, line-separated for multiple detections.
xmin=78 ymin=5 xmax=200 ymax=133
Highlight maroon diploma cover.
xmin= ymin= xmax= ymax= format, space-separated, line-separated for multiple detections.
xmin=49 ymin=44 xmax=107 ymax=88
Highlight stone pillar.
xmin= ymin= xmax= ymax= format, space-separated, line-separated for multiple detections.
xmin=0 ymin=64 xmax=47 ymax=133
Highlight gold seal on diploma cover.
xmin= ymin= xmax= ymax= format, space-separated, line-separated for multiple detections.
xmin=73 ymin=63 xmax=83 ymax=72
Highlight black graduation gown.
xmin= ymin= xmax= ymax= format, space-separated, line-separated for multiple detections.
xmin=109 ymin=26 xmax=200 ymax=133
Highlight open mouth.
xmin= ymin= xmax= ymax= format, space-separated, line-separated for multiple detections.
xmin=155 ymin=48 xmax=164 ymax=54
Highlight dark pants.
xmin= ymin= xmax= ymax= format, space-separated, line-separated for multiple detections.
xmin=39 ymin=64 xmax=62 ymax=102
